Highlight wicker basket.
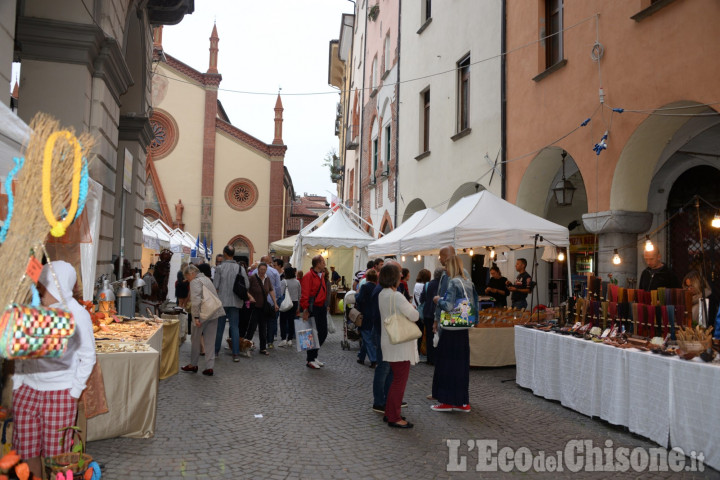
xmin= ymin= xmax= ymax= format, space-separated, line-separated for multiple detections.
xmin=676 ymin=338 xmax=711 ymax=355
xmin=45 ymin=452 xmax=93 ymax=475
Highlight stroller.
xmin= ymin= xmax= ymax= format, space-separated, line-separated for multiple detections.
xmin=341 ymin=290 xmax=362 ymax=350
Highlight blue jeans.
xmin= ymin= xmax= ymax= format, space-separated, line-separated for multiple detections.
xmin=358 ymin=328 xmax=377 ymax=363
xmin=215 ymin=306 xmax=240 ymax=355
xmin=371 ymin=329 xmax=393 ymax=407
xmin=512 ymin=299 xmax=528 ymax=310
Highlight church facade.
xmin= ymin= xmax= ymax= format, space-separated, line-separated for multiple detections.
xmin=146 ymin=25 xmax=294 ymax=263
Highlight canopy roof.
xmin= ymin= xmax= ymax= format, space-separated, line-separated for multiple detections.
xmin=269 ymin=234 xmax=297 ymax=256
xmin=367 ymin=208 xmax=440 ymax=257
xmin=400 ymin=190 xmax=569 ymax=254
xmin=301 ymin=210 xmax=374 ymax=248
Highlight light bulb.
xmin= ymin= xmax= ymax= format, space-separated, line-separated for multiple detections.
xmin=612 ymin=249 xmax=621 ymax=265
xmin=490 ymin=249 xmax=495 ymax=259
xmin=557 ymin=251 xmax=565 ymax=262
xmin=644 ymin=237 xmax=654 ymax=252
xmin=469 ymin=249 xmax=474 ymax=257
xmin=401 ymin=255 xmax=405 ymax=262
xmin=712 ymin=214 xmax=720 ymax=229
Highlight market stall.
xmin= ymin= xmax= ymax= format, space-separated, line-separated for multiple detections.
xmin=86 ymin=319 xmax=165 ymax=441
xmin=291 ymin=208 xmax=374 ymax=285
xmin=366 ymin=208 xmax=440 ymax=257
xmin=269 ymin=233 xmax=298 ymax=256
xmin=515 ymin=325 xmax=720 ymax=470
xmin=394 ymin=191 xmax=570 ymax=364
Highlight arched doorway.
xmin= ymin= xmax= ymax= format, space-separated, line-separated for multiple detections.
xmin=403 ymin=198 xmax=426 ymax=223
xmin=228 ymin=235 xmax=254 ymax=265
xmin=448 ymin=182 xmax=484 ymax=209
xmin=666 ymin=166 xmax=720 ymax=309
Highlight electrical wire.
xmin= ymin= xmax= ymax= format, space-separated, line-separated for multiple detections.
xmin=153 ymin=13 xmax=600 ymax=97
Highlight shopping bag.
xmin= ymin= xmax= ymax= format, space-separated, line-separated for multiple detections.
xmin=294 ymin=317 xmax=320 ymax=352
xmin=327 ymin=315 xmax=337 ymax=334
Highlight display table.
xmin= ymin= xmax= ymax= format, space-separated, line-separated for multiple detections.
xmin=469 ymin=327 xmax=515 ymax=367
xmin=86 ymin=321 xmax=167 ymax=441
xmin=330 ymin=290 xmax=346 ymax=315
xmin=159 ymin=319 xmax=180 ymax=380
xmin=515 ymin=326 xmax=720 ymax=470
xmin=86 ymin=347 xmax=159 ymax=441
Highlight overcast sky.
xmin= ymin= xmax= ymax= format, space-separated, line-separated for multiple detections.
xmin=162 ymin=0 xmax=353 ymax=201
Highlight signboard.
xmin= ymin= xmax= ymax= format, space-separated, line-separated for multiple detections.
xmin=569 ymin=234 xmax=597 ymax=253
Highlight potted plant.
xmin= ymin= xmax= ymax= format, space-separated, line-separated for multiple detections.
xmin=44 ymin=426 xmax=93 ymax=478
xmin=368 ymin=4 xmax=379 ymax=21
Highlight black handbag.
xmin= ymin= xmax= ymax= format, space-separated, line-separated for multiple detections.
xmin=233 ymin=267 xmax=249 ymax=300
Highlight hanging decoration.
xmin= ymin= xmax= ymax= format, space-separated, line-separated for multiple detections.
xmin=42 ymin=131 xmax=83 ymax=237
xmin=0 ymin=156 xmax=25 ymax=243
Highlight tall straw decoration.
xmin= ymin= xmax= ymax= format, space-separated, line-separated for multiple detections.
xmin=0 ymin=113 xmax=93 ymax=307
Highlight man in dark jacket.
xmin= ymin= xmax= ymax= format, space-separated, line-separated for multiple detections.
xmin=420 ymin=267 xmax=444 ymax=365
xmin=639 ymin=249 xmax=680 ymax=291
xmin=355 ymin=269 xmax=378 ymax=367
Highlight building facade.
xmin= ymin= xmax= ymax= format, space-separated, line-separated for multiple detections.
xmin=148 ymin=25 xmax=292 ymax=263
xmin=397 ymin=0 xmax=503 ymax=221
xmin=505 ymin=0 xmax=720 ymax=291
xmin=4 ymin=0 xmax=193 ymax=280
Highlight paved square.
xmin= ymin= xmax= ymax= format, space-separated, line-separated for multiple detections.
xmin=88 ymin=317 xmax=720 ymax=479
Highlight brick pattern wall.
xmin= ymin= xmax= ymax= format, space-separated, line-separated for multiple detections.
xmin=201 ymin=79 xmax=220 ymax=243
xmin=268 ymin=158 xmax=285 ymax=244
xmin=359 ymin=84 xmax=399 ymax=227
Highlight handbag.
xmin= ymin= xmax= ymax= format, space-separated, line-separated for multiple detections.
xmin=199 ymin=281 xmax=223 ymax=321
xmin=256 ymin=274 xmax=274 ymax=316
xmin=383 ymin=293 xmax=421 ymax=345
xmin=279 ymin=281 xmax=294 ymax=312
xmin=232 ymin=267 xmax=249 ymax=300
xmin=439 ymin=278 xmax=478 ymax=329
xmin=348 ymin=307 xmax=363 ymax=327
xmin=0 ymin=248 xmax=75 ymax=360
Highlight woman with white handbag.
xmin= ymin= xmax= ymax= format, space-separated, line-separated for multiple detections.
xmin=378 ymin=264 xmax=420 ymax=429
xmin=277 ymin=267 xmax=300 ymax=347
xmin=182 ymin=264 xmax=225 ymax=376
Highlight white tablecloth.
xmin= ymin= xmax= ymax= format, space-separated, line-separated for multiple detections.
xmin=515 ymin=327 xmax=720 ymax=470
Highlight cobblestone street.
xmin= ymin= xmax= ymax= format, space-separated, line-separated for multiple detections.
xmin=89 ymin=317 xmax=720 ymax=479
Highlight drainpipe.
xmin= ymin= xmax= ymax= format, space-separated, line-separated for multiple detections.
xmin=358 ymin=1 xmax=368 ymax=218
xmin=500 ymin=0 xmax=507 ymax=200
xmin=394 ymin=0 xmax=401 ymax=228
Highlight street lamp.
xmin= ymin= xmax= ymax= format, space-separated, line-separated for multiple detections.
xmin=552 ymin=150 xmax=576 ymax=207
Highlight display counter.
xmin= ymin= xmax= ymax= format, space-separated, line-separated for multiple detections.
xmin=515 ymin=326 xmax=720 ymax=471
xmin=86 ymin=346 xmax=159 ymax=442
xmin=86 ymin=320 xmax=168 ymax=441
xmin=468 ymin=327 xmax=515 ymax=367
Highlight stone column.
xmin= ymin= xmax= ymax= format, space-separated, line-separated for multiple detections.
xmin=582 ymin=210 xmax=652 ymax=288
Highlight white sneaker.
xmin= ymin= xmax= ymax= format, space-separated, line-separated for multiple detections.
xmin=314 ymin=359 xmax=325 ymax=367
xmin=276 ymin=340 xmax=287 ymax=347
xmin=287 ymin=339 xmax=293 ymax=347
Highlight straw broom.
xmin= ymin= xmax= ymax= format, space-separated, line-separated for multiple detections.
xmin=0 ymin=113 xmax=94 ymax=307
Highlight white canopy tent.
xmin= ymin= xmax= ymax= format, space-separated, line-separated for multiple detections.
xmin=269 ymin=234 xmax=298 ymax=256
xmin=401 ymin=190 xmax=571 ymax=299
xmin=367 ymin=208 xmax=440 ymax=257
xmin=401 ymin=191 xmax=569 ymax=253
xmin=291 ymin=209 xmax=374 ymax=283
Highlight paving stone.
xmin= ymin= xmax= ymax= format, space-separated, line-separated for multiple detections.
xmin=88 ymin=316 xmax=720 ymax=479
